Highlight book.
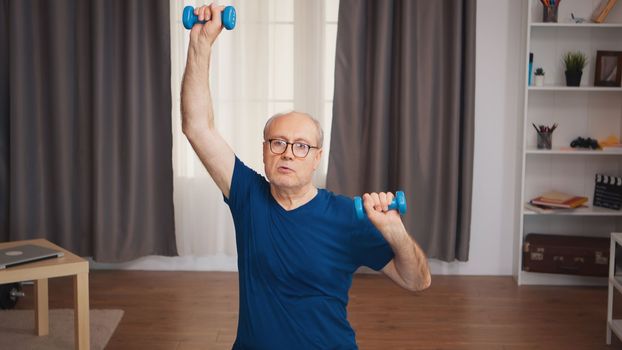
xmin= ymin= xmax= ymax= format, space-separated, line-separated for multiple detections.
xmin=599 ymin=136 xmax=622 ymax=152
xmin=528 ymin=53 xmax=533 ymax=86
xmin=525 ymin=202 xmax=554 ymax=213
xmin=592 ymin=0 xmax=619 ymax=23
xmin=602 ymin=144 xmax=622 ymax=152
xmin=530 ymin=191 xmax=589 ymax=209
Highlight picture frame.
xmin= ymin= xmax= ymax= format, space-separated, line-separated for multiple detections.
xmin=594 ymin=50 xmax=622 ymax=87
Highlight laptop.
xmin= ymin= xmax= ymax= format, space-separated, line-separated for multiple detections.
xmin=0 ymin=244 xmax=64 ymax=269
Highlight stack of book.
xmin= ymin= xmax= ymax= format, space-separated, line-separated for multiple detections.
xmin=525 ymin=191 xmax=589 ymax=213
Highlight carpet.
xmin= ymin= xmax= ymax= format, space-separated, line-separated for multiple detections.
xmin=0 ymin=309 xmax=124 ymax=350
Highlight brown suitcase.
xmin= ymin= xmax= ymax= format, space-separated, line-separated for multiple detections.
xmin=522 ymin=233 xmax=609 ymax=277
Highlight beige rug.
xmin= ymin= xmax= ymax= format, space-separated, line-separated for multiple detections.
xmin=0 ymin=309 xmax=124 ymax=350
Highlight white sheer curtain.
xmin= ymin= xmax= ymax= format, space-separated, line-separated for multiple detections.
xmin=168 ymin=0 xmax=338 ymax=270
xmin=171 ymin=0 xmax=270 ymax=262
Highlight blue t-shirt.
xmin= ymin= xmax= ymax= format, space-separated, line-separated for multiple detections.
xmin=224 ymin=157 xmax=394 ymax=350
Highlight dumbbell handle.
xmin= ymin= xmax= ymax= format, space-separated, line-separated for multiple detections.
xmin=183 ymin=5 xmax=236 ymax=30
xmin=354 ymin=191 xmax=407 ymax=220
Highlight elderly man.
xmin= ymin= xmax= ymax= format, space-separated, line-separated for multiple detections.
xmin=181 ymin=4 xmax=431 ymax=349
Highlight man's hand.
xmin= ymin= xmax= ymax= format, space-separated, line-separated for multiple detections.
xmin=190 ymin=4 xmax=226 ymax=49
xmin=362 ymin=192 xmax=405 ymax=239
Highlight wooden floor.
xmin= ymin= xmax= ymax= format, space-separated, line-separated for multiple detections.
xmin=11 ymin=271 xmax=622 ymax=349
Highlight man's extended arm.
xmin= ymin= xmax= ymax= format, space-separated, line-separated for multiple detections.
xmin=181 ymin=4 xmax=235 ymax=198
xmin=379 ymin=224 xmax=431 ymax=292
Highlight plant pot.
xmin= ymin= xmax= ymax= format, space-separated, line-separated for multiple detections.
xmin=534 ymin=75 xmax=545 ymax=86
xmin=565 ymin=70 xmax=583 ymax=86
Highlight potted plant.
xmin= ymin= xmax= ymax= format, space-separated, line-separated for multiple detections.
xmin=534 ymin=67 xmax=545 ymax=86
xmin=562 ymin=51 xmax=587 ymax=86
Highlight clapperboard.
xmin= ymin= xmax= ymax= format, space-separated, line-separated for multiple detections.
xmin=594 ymin=174 xmax=622 ymax=210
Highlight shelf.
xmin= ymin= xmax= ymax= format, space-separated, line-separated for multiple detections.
xmin=610 ymin=276 xmax=622 ymax=295
xmin=524 ymin=206 xmax=622 ymax=216
xmin=531 ymin=22 xmax=622 ymax=28
xmin=610 ymin=320 xmax=622 ymax=344
xmin=517 ymin=0 xmax=622 ymax=288
xmin=528 ymin=86 xmax=622 ymax=92
xmin=526 ymin=148 xmax=622 ymax=155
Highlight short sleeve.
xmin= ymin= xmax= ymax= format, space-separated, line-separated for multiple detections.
xmin=351 ymin=222 xmax=395 ymax=271
xmin=223 ymin=156 xmax=266 ymax=213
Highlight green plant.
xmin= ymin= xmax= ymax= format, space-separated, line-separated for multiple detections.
xmin=534 ymin=67 xmax=545 ymax=76
xmin=562 ymin=51 xmax=588 ymax=72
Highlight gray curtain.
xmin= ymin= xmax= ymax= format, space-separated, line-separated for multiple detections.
xmin=0 ymin=0 xmax=8 ymax=243
xmin=327 ymin=0 xmax=475 ymax=262
xmin=0 ymin=0 xmax=177 ymax=262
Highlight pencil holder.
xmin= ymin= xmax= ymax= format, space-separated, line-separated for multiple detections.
xmin=542 ymin=5 xmax=558 ymax=23
xmin=537 ymin=132 xmax=552 ymax=149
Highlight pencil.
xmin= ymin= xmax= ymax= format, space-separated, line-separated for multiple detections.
xmin=532 ymin=123 xmax=541 ymax=134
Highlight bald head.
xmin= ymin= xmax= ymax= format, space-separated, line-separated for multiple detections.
xmin=263 ymin=111 xmax=324 ymax=148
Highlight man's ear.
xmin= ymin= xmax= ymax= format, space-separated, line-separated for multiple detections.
xmin=313 ymin=148 xmax=323 ymax=170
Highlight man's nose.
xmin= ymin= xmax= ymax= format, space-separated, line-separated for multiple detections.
xmin=281 ymin=144 xmax=295 ymax=159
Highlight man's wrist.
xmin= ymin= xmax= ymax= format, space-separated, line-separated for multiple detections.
xmin=379 ymin=220 xmax=409 ymax=245
xmin=188 ymin=43 xmax=212 ymax=68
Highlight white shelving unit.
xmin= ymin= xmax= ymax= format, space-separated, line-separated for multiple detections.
xmin=515 ymin=0 xmax=622 ymax=286
xmin=607 ymin=232 xmax=622 ymax=344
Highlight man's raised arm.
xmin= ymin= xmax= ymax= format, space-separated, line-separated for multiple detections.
xmin=181 ymin=4 xmax=235 ymax=198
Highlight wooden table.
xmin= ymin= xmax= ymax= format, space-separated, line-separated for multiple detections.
xmin=0 ymin=239 xmax=90 ymax=349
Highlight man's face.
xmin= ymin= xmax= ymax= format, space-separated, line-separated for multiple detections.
xmin=263 ymin=113 xmax=323 ymax=191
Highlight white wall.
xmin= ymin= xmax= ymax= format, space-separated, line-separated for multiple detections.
xmin=93 ymin=0 xmax=525 ymax=275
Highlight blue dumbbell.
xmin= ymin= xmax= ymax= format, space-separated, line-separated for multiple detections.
xmin=354 ymin=191 xmax=407 ymax=220
xmin=183 ymin=5 xmax=236 ymax=30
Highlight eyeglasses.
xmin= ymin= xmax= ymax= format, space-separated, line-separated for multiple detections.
xmin=266 ymin=139 xmax=319 ymax=158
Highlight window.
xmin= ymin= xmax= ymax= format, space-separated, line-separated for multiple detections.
xmin=170 ymin=0 xmax=339 ymax=182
